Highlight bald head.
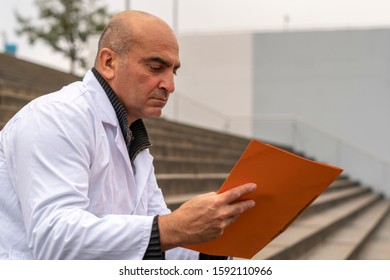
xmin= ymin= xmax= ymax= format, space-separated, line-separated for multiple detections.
xmin=95 ymin=10 xmax=177 ymax=65
xmin=93 ymin=10 xmax=181 ymax=123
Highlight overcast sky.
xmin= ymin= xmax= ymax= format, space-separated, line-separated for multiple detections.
xmin=2 ymin=0 xmax=390 ymax=73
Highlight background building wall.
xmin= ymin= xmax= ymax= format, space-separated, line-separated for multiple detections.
xmin=253 ymin=29 xmax=390 ymax=157
xmin=252 ymin=29 xmax=390 ymax=196
xmin=162 ymin=32 xmax=254 ymax=137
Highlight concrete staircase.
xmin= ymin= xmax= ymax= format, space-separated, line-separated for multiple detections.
xmin=143 ymin=117 xmax=390 ymax=260
xmin=1 ymin=64 xmax=389 ymax=260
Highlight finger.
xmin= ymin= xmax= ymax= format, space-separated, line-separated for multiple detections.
xmin=227 ymin=215 xmax=238 ymax=225
xmin=196 ymin=191 xmax=217 ymax=198
xmin=219 ymin=183 xmax=257 ymax=204
xmin=224 ymin=209 xmax=245 ymax=229
xmin=228 ymin=198 xmax=256 ymax=216
xmin=222 ymin=200 xmax=255 ymax=230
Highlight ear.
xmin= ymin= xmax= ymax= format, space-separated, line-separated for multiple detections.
xmin=96 ymin=48 xmax=119 ymax=80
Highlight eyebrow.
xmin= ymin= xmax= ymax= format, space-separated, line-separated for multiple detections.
xmin=143 ymin=56 xmax=181 ymax=71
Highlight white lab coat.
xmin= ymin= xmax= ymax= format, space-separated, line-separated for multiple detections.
xmin=0 ymin=71 xmax=198 ymax=259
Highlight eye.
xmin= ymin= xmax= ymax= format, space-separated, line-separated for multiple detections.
xmin=148 ymin=64 xmax=163 ymax=73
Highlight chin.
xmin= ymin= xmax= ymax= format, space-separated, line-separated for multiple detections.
xmin=145 ymin=109 xmax=163 ymax=119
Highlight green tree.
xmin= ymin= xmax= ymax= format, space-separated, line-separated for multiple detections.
xmin=15 ymin=0 xmax=112 ymax=75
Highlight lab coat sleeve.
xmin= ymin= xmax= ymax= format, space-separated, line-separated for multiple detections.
xmin=6 ymin=100 xmax=153 ymax=259
xmin=144 ymin=166 xmax=200 ymax=260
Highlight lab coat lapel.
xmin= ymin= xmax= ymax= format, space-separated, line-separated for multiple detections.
xmin=132 ymin=149 xmax=154 ymax=213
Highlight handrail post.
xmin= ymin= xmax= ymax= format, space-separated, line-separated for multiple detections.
xmin=174 ymin=95 xmax=180 ymax=121
xmin=292 ymin=118 xmax=298 ymax=151
xmin=336 ymin=140 xmax=342 ymax=166
xmin=224 ymin=118 xmax=229 ymax=132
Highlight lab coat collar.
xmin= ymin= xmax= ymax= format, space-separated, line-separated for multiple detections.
xmin=83 ymin=70 xmax=118 ymax=127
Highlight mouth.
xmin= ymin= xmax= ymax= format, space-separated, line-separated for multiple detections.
xmin=151 ymin=97 xmax=168 ymax=107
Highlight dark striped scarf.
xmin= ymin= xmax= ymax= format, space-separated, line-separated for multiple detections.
xmin=91 ymin=67 xmax=152 ymax=162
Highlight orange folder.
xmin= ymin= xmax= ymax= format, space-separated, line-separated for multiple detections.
xmin=184 ymin=139 xmax=343 ymax=259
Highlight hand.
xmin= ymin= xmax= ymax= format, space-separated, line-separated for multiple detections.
xmin=158 ymin=183 xmax=257 ymax=251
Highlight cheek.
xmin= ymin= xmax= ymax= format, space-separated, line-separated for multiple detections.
xmin=139 ymin=75 xmax=159 ymax=91
xmin=128 ymin=72 xmax=156 ymax=93
xmin=116 ymin=69 xmax=160 ymax=103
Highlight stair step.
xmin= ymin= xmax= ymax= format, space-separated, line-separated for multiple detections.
xmin=251 ymin=193 xmax=382 ymax=260
xmin=314 ymin=187 xmax=370 ymax=205
xmin=149 ymin=128 xmax=248 ymax=151
xmin=0 ymin=81 xmax=42 ymax=98
xmin=164 ymin=192 xmax=205 ymax=211
xmin=302 ymin=186 xmax=371 ymax=216
xmin=327 ymin=178 xmax=360 ymax=191
xmin=0 ymin=90 xmax=35 ymax=106
xmin=354 ymin=199 xmax=390 ymax=260
xmin=297 ymin=200 xmax=390 ymax=259
xmin=157 ymin=173 xmax=227 ymax=196
xmin=150 ymin=142 xmax=244 ymax=160
xmin=154 ymin=156 xmax=236 ymax=174
xmin=145 ymin=118 xmax=251 ymax=144
xmin=0 ymin=104 xmax=20 ymax=122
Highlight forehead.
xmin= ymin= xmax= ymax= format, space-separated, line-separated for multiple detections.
xmin=131 ymin=19 xmax=180 ymax=63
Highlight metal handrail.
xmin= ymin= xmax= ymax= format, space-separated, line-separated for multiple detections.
xmin=247 ymin=114 xmax=390 ymax=196
xmin=171 ymin=92 xmax=230 ymax=129
xmin=168 ymin=93 xmax=390 ymax=196
xmin=171 ymin=93 xmax=390 ymax=166
xmin=250 ymin=114 xmax=390 ymax=166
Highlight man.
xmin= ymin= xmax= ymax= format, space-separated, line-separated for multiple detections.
xmin=0 ymin=10 xmax=256 ymax=259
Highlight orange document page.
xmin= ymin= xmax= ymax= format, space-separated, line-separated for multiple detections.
xmin=184 ymin=139 xmax=343 ymax=259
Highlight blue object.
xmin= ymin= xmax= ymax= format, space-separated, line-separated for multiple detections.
xmin=4 ymin=43 xmax=17 ymax=55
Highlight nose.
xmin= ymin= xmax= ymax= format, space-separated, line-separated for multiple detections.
xmin=159 ymin=72 xmax=175 ymax=93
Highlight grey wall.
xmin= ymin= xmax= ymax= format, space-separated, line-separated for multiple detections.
xmin=253 ymin=29 xmax=390 ymax=196
xmin=163 ymin=32 xmax=254 ymax=136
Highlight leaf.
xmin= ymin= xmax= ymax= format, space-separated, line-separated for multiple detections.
xmin=14 ymin=0 xmax=112 ymax=74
